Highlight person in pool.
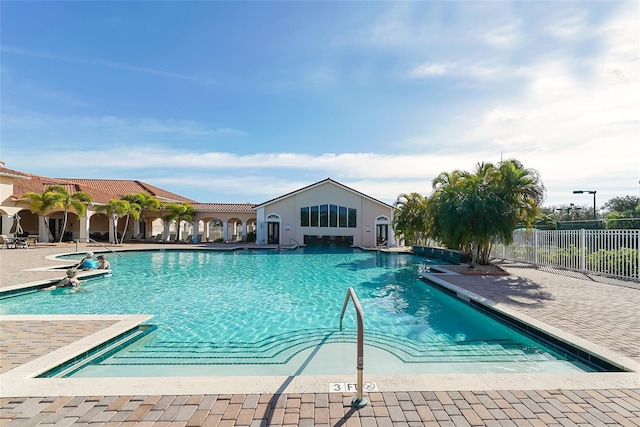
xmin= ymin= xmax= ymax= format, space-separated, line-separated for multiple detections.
xmin=96 ymin=255 xmax=111 ymax=270
xmin=76 ymin=252 xmax=99 ymax=270
xmin=42 ymin=268 xmax=84 ymax=291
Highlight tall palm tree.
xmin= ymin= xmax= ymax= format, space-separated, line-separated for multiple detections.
xmin=21 ymin=189 xmax=61 ymax=241
xmin=163 ymin=202 xmax=196 ymax=241
xmin=21 ymin=185 xmax=92 ymax=242
xmin=46 ymin=185 xmax=92 ymax=242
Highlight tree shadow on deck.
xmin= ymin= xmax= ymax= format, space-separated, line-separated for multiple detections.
xmin=438 ymin=273 xmax=555 ymax=309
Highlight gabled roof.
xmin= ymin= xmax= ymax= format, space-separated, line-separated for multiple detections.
xmin=60 ymin=179 xmax=195 ymax=203
xmin=255 ymin=178 xmax=393 ymax=209
xmin=192 ymin=203 xmax=256 ymax=212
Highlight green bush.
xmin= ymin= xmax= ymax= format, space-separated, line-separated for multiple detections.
xmin=587 ymin=247 xmax=638 ymax=276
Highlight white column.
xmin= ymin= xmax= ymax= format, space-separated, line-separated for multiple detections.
xmin=204 ymin=220 xmax=210 ymax=242
xmin=223 ymin=222 xmax=228 ymax=241
xmin=79 ymin=216 xmax=89 ymax=243
xmin=193 ymin=219 xmax=200 ymax=242
xmin=241 ymin=222 xmax=247 ymax=241
xmin=162 ymin=220 xmax=170 ymax=240
xmin=109 ymin=216 xmax=117 ymax=243
xmin=133 ymin=220 xmax=140 ymax=239
xmin=38 ymin=216 xmax=49 ymax=242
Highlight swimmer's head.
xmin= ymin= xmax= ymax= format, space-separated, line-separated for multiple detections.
xmin=66 ymin=268 xmax=78 ymax=278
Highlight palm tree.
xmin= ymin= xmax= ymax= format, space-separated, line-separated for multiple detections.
xmin=163 ymin=202 xmax=196 ymax=241
xmin=46 ymin=185 xmax=92 ymax=242
xmin=121 ymin=192 xmax=161 ymax=238
xmin=427 ymin=159 xmax=545 ymax=264
xmin=392 ymin=193 xmax=429 ymax=246
xmin=96 ymin=199 xmax=132 ymax=244
xmin=21 ymin=189 xmax=61 ymax=241
xmin=21 ymin=185 xmax=92 ymax=242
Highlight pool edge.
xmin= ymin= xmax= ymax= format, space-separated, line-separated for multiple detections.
xmin=419 ymin=273 xmax=640 ymax=374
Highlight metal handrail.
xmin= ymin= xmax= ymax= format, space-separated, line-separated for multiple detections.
xmin=339 ymin=287 xmax=368 ymax=407
xmin=85 ymin=238 xmax=122 ymax=257
xmin=289 ymin=238 xmax=300 ymax=248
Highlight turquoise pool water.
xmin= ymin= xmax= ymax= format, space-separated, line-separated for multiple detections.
xmin=1 ymin=248 xmax=593 ymax=376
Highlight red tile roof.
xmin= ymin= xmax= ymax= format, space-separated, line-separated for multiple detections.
xmin=192 ymin=203 xmax=256 ymax=212
xmin=2 ymin=166 xmax=194 ymax=204
xmin=0 ymin=165 xmax=31 ymax=179
xmin=60 ymin=179 xmax=195 ymax=203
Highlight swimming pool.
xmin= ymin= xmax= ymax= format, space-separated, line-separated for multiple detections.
xmin=1 ymin=248 xmax=595 ymax=376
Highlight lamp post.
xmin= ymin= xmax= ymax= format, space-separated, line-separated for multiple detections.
xmin=573 ymin=190 xmax=597 ymax=220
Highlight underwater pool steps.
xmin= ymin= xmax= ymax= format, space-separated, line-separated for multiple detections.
xmin=96 ymin=328 xmax=563 ymax=366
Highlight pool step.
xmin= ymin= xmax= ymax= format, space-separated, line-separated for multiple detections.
xmin=97 ymin=328 xmax=562 ymax=366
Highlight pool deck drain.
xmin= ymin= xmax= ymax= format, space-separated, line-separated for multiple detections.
xmin=1 ymin=243 xmax=639 ymax=425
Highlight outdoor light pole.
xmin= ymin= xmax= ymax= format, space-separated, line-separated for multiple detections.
xmin=573 ymin=190 xmax=597 ymax=220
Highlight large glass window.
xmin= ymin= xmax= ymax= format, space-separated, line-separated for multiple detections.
xmin=348 ymin=208 xmax=357 ymax=228
xmin=301 ymin=204 xmax=357 ymax=228
xmin=319 ymin=205 xmax=329 ymax=227
xmin=300 ymin=207 xmax=309 ymax=227
xmin=329 ymin=205 xmax=338 ymax=227
xmin=339 ymin=206 xmax=347 ymax=227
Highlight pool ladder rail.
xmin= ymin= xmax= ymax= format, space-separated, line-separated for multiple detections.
xmin=339 ymin=287 xmax=368 ymax=408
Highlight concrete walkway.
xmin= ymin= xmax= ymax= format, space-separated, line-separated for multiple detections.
xmin=1 ymin=244 xmax=639 ymax=426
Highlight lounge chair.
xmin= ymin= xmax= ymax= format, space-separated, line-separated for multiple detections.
xmin=183 ymin=234 xmax=193 ymax=243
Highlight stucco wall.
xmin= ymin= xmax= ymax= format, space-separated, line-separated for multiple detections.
xmin=258 ymin=181 xmax=393 ymax=247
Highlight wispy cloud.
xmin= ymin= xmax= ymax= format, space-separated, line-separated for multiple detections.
xmin=408 ymin=60 xmax=517 ymax=80
xmin=0 ymin=46 xmax=214 ymax=84
xmin=2 ymin=113 xmax=246 ymax=139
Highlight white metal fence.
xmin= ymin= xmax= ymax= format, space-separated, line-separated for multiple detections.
xmin=491 ymin=229 xmax=640 ymax=282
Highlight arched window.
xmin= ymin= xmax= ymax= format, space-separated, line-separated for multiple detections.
xmin=266 ymin=213 xmax=281 ymax=222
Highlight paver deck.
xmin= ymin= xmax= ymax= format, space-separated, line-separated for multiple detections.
xmin=1 ymin=243 xmax=639 ymax=426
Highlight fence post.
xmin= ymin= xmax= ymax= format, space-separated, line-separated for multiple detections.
xmin=534 ymin=229 xmax=538 ymax=266
xmin=579 ymin=229 xmax=586 ymax=271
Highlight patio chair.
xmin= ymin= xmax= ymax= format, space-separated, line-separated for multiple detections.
xmin=24 ymin=235 xmax=38 ymax=248
xmin=128 ymin=232 xmax=144 ymax=241
xmin=0 ymin=235 xmax=9 ymax=249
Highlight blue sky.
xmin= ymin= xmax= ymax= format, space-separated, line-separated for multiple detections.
xmin=1 ymin=1 xmax=638 ymax=210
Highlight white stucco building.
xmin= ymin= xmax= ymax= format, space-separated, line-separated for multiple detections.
xmin=255 ymin=178 xmax=395 ymax=248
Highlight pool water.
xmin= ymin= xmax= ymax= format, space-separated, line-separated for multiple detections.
xmin=1 ymin=248 xmax=594 ymax=376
